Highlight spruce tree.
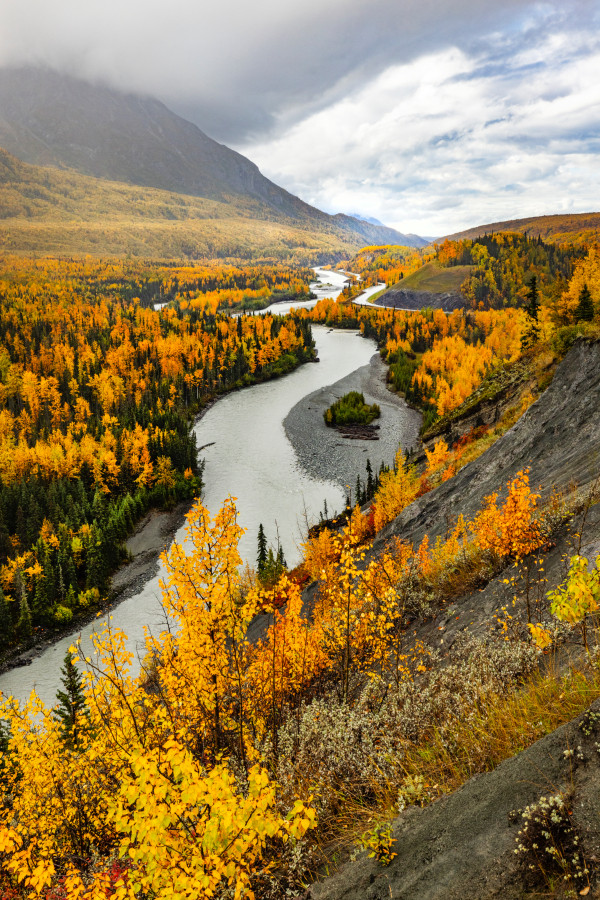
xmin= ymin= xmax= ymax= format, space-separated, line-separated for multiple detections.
xmin=276 ymin=543 xmax=286 ymax=571
xmin=0 ymin=586 xmax=11 ymax=651
xmin=366 ymin=459 xmax=374 ymax=500
xmin=86 ymin=524 xmax=107 ymax=593
xmin=16 ymin=586 xmax=33 ymax=647
xmin=0 ymin=717 xmax=10 ymax=788
xmin=521 ymin=275 xmax=541 ymax=349
xmin=576 ymin=283 xmax=594 ymax=322
xmin=257 ymin=524 xmax=268 ymax=576
xmin=525 ymin=275 xmax=540 ymax=320
xmin=53 ymin=651 xmax=90 ymax=750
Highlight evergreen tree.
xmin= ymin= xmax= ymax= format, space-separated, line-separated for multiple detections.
xmin=256 ymin=524 xmax=268 ymax=576
xmin=0 ymin=586 xmax=11 ymax=651
xmin=65 ymin=584 xmax=77 ymax=609
xmin=0 ymin=717 xmax=10 ymax=788
xmin=276 ymin=543 xmax=286 ymax=571
xmin=521 ymin=275 xmax=541 ymax=349
xmin=525 ymin=275 xmax=540 ymax=321
xmin=265 ymin=548 xmax=276 ymax=579
xmin=16 ymin=585 xmax=33 ymax=647
xmin=366 ymin=459 xmax=374 ymax=501
xmin=86 ymin=524 xmax=107 ymax=593
xmin=576 ymin=283 xmax=594 ymax=322
xmin=53 ymin=651 xmax=90 ymax=750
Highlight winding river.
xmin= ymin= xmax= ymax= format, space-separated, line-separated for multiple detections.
xmin=0 ymin=270 xmax=396 ymax=707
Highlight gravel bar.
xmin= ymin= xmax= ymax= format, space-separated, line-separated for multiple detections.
xmin=284 ymin=352 xmax=422 ymax=494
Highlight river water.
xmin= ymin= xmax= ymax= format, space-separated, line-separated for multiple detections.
xmin=0 ymin=267 xmax=393 ymax=707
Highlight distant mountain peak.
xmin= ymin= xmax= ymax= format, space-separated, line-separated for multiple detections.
xmin=348 ymin=212 xmax=385 ymax=227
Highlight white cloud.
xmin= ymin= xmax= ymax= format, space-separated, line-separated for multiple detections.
xmin=240 ymin=21 xmax=600 ymax=235
xmin=0 ymin=0 xmax=598 ymax=234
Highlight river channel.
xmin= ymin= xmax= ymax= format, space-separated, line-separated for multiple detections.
xmin=0 ymin=270 xmax=400 ymax=706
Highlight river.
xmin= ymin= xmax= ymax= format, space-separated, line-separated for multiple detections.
xmin=0 ymin=269 xmax=407 ymax=706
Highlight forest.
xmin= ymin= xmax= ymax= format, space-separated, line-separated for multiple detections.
xmin=0 ymin=235 xmax=599 ymax=898
xmin=0 ymin=256 xmax=315 ymax=652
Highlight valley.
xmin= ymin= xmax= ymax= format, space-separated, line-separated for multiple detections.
xmin=0 ymin=42 xmax=599 ymax=900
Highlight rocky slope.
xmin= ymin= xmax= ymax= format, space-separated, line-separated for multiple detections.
xmin=373 ymin=286 xmax=465 ymax=311
xmin=377 ymin=337 xmax=600 ymax=551
xmin=308 ymin=338 xmax=600 ymax=899
xmin=311 ymin=697 xmax=600 ymax=900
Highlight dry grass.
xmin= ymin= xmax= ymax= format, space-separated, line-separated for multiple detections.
xmin=393 ymin=261 xmax=474 ymax=293
xmin=398 ymin=659 xmax=600 ymax=799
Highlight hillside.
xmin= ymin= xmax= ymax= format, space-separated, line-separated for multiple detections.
xmin=373 ymin=261 xmax=473 ymax=311
xmin=0 ymin=66 xmax=425 ymax=253
xmin=308 ymin=337 xmax=600 ymax=899
xmin=0 ymin=148 xmax=357 ymax=259
xmin=441 ymin=211 xmax=600 ymax=246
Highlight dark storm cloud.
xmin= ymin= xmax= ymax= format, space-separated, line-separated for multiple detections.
xmin=1 ymin=0 xmax=598 ymax=232
xmin=0 ymin=0 xmax=566 ymax=143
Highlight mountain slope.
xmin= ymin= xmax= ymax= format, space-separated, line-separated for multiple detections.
xmin=441 ymin=212 xmax=600 ymax=246
xmin=0 ymin=66 xmax=425 ymax=250
xmin=0 ymin=147 xmax=364 ymax=259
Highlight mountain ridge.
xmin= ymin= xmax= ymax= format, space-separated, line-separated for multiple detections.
xmin=0 ymin=66 xmax=426 ymax=251
xmin=440 ymin=211 xmax=600 ymax=246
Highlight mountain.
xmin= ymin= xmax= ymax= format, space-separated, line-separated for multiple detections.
xmin=0 ymin=147 xmax=355 ymax=259
xmin=0 ymin=66 xmax=425 ymax=252
xmin=441 ymin=212 xmax=600 ymax=246
xmin=348 ymin=212 xmax=429 ymax=246
xmin=348 ymin=213 xmax=385 ymax=227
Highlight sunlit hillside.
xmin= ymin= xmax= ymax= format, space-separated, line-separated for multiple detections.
xmin=0 ymin=149 xmax=364 ymax=261
xmin=442 ymin=212 xmax=600 ymax=247
xmin=390 ymin=260 xmax=474 ymax=292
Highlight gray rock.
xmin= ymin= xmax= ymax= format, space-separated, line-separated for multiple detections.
xmin=374 ymin=288 xmax=465 ymax=312
xmin=377 ymin=338 xmax=600 ymax=551
xmin=310 ymin=700 xmax=600 ymax=900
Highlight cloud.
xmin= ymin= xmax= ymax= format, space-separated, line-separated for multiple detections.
xmin=0 ymin=0 xmax=541 ymax=143
xmin=240 ymin=8 xmax=600 ymax=234
xmin=0 ymin=0 xmax=598 ymax=234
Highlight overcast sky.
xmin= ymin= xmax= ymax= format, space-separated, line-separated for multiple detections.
xmin=1 ymin=0 xmax=599 ymax=235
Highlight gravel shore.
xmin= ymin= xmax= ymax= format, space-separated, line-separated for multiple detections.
xmin=284 ymin=352 xmax=422 ymax=495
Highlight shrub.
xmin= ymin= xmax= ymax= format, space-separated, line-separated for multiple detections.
xmin=53 ymin=605 xmax=73 ymax=625
xmin=324 ymin=391 xmax=381 ymax=427
xmin=515 ymin=793 xmax=589 ymax=890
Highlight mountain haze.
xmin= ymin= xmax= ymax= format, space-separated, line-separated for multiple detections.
xmin=0 ymin=67 xmax=425 ymax=251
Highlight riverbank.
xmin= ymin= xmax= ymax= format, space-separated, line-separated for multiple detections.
xmin=0 ymin=499 xmax=192 ymax=678
xmin=0 ymin=351 xmax=319 ymax=680
xmin=0 ymin=327 xmax=381 ymax=700
xmin=284 ymin=350 xmax=422 ymax=496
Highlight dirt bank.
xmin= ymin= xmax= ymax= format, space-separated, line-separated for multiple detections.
xmin=374 ymin=287 xmax=465 ymax=312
